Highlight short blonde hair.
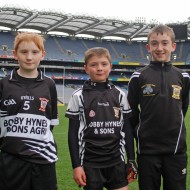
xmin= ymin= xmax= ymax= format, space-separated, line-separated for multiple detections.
xmin=14 ymin=32 xmax=45 ymax=52
xmin=84 ymin=47 xmax=112 ymax=64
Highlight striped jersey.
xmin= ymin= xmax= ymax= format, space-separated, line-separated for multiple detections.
xmin=65 ymin=80 xmax=132 ymax=168
xmin=0 ymin=68 xmax=59 ymax=164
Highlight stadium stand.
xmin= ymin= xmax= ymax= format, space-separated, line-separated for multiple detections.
xmin=0 ymin=5 xmax=190 ymax=103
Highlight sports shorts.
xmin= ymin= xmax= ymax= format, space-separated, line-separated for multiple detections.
xmin=0 ymin=151 xmax=57 ymax=190
xmin=83 ymin=162 xmax=128 ymax=190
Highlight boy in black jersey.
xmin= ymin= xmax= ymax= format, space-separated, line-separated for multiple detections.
xmin=127 ymin=24 xmax=190 ymax=190
xmin=65 ymin=47 xmax=137 ymax=190
xmin=0 ymin=32 xmax=59 ymax=190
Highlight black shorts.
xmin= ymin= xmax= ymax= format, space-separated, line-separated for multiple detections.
xmin=83 ymin=162 xmax=128 ymax=190
xmin=0 ymin=151 xmax=57 ymax=190
xmin=137 ymin=154 xmax=187 ymax=190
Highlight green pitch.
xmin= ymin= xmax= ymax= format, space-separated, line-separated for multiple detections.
xmin=54 ymin=105 xmax=190 ymax=190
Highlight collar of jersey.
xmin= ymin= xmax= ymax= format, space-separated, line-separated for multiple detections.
xmin=84 ymin=79 xmax=113 ymax=89
xmin=9 ymin=68 xmax=44 ymax=82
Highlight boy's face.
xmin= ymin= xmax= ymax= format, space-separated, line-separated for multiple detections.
xmin=146 ymin=32 xmax=176 ymax=62
xmin=84 ymin=55 xmax=112 ymax=82
xmin=13 ymin=41 xmax=45 ymax=75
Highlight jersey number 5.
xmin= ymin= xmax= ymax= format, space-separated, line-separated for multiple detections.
xmin=23 ymin=101 xmax=30 ymax=110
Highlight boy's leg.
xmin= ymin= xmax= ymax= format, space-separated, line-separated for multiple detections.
xmin=0 ymin=151 xmax=31 ymax=190
xmin=104 ymin=162 xmax=128 ymax=190
xmin=162 ymin=154 xmax=187 ymax=190
xmin=83 ymin=166 xmax=104 ymax=190
xmin=31 ymin=163 xmax=58 ymax=190
xmin=137 ymin=155 xmax=162 ymax=190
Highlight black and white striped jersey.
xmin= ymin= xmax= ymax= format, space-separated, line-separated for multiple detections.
xmin=65 ymin=80 xmax=132 ymax=168
xmin=0 ymin=68 xmax=59 ymax=164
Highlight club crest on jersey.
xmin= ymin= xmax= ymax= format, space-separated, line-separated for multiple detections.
xmin=89 ymin=110 xmax=95 ymax=117
xmin=142 ymin=84 xmax=155 ymax=96
xmin=172 ymin=85 xmax=181 ymax=99
xmin=39 ymin=98 xmax=49 ymax=112
xmin=113 ymin=107 xmax=120 ymax=118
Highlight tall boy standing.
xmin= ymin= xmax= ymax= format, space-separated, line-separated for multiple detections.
xmin=127 ymin=24 xmax=190 ymax=190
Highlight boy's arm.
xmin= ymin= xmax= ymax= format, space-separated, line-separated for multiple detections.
xmin=123 ymin=119 xmax=138 ymax=182
xmin=68 ymin=118 xmax=81 ymax=168
xmin=182 ymin=74 xmax=190 ymax=117
xmin=68 ymin=118 xmax=87 ymax=187
xmin=123 ymin=119 xmax=135 ymax=161
xmin=50 ymin=79 xmax=59 ymax=126
xmin=127 ymin=73 xmax=140 ymax=128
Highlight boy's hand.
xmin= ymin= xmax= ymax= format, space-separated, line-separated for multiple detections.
xmin=126 ymin=160 xmax=138 ymax=183
xmin=73 ymin=166 xmax=86 ymax=187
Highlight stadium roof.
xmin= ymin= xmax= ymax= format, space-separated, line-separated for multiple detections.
xmin=0 ymin=5 xmax=190 ymax=41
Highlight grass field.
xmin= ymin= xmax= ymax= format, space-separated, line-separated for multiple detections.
xmin=54 ymin=105 xmax=190 ymax=190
